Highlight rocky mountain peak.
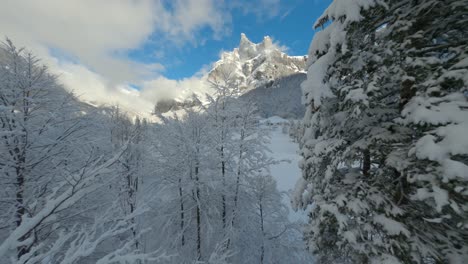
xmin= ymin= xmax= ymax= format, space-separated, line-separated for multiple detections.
xmin=210 ymin=33 xmax=307 ymax=91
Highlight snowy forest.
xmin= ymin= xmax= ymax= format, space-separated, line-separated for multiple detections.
xmin=1 ymin=0 xmax=467 ymax=263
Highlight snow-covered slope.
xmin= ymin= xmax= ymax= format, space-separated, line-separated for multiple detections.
xmin=264 ymin=117 xmax=307 ymax=222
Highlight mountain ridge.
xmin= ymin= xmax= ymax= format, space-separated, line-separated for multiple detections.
xmin=208 ymin=33 xmax=307 ymax=92
xmin=154 ymin=33 xmax=307 ymax=117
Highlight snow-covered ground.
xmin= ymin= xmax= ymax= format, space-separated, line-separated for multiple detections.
xmin=264 ymin=117 xmax=307 ymax=222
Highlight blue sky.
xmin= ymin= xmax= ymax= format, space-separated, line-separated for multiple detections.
xmin=128 ymin=0 xmax=331 ymax=79
xmin=1 ymin=0 xmax=332 ymax=115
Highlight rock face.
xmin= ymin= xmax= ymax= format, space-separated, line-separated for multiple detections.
xmin=209 ymin=33 xmax=307 ymax=92
xmin=154 ymin=34 xmax=307 ymax=118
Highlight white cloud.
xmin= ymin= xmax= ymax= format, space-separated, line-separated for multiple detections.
xmin=56 ymin=62 xmax=155 ymax=117
xmin=0 ymin=0 xmax=155 ymax=83
xmin=55 ymin=61 xmax=211 ymax=117
xmin=162 ymin=0 xmax=230 ymax=42
xmin=0 ymin=0 xmax=231 ymax=115
xmin=0 ymin=0 xmax=228 ymax=82
xmin=0 ymin=0 xmax=287 ymax=116
xmin=142 ymin=75 xmax=212 ymax=101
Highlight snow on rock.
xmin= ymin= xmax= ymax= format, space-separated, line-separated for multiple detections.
xmin=210 ymin=33 xmax=306 ymax=92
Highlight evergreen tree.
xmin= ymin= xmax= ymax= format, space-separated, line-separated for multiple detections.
xmin=295 ymin=0 xmax=468 ymax=263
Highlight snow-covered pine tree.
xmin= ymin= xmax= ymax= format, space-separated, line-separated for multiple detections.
xmin=294 ymin=0 xmax=467 ymax=263
xmin=390 ymin=1 xmax=468 ymax=262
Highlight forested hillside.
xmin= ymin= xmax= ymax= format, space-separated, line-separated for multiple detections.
xmin=1 ymin=0 xmax=467 ymax=263
xmin=0 ymin=40 xmax=310 ymax=263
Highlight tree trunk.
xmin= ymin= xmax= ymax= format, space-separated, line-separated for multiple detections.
xmin=220 ymin=103 xmax=227 ymax=230
xmin=16 ymin=83 xmax=31 ymax=259
xmin=225 ymin=166 xmax=241 ymax=251
xmin=195 ymin=162 xmax=202 ymax=261
xmin=15 ymin=142 xmax=29 ymax=259
xmin=362 ymin=149 xmax=371 ymax=177
xmin=15 ymin=160 xmax=27 ymax=259
xmin=196 ymin=195 xmax=201 ymax=261
xmin=125 ymin=163 xmax=139 ymax=250
xmin=232 ymin=169 xmax=241 ymax=225
xmin=259 ymin=202 xmax=265 ymax=264
xmin=226 ymin=128 xmax=245 ymax=251
xmin=221 ymin=146 xmax=226 ymax=230
xmin=178 ymin=178 xmax=185 ymax=246
xmin=232 ymin=130 xmax=245 ymax=223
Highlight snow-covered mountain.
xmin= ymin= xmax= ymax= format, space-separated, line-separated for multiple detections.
xmin=209 ymin=33 xmax=306 ymax=91
xmin=155 ymin=34 xmax=307 ymax=118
